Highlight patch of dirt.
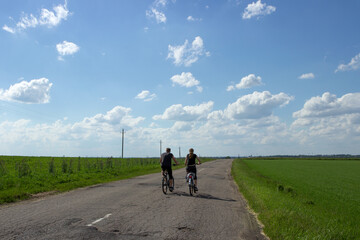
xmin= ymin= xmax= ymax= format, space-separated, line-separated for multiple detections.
xmin=30 ymin=191 xmax=59 ymax=199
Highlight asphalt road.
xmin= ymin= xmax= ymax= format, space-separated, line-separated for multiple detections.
xmin=0 ymin=159 xmax=267 ymax=240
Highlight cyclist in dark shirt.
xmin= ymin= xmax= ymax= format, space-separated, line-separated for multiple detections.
xmin=185 ymin=148 xmax=201 ymax=191
xmin=160 ymin=148 xmax=178 ymax=191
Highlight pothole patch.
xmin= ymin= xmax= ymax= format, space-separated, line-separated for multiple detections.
xmin=177 ymin=226 xmax=193 ymax=231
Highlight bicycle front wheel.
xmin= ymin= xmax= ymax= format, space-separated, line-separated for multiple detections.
xmin=162 ymin=177 xmax=167 ymax=194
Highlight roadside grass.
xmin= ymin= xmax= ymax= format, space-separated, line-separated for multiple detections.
xmin=0 ymin=156 xmax=214 ymax=204
xmin=232 ymin=158 xmax=360 ymax=240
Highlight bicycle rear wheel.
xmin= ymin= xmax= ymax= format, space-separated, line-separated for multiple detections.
xmin=189 ymin=180 xmax=193 ymax=196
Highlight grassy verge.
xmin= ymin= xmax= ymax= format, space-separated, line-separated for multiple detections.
xmin=232 ymin=158 xmax=360 ymax=240
xmin=0 ymin=156 xmax=215 ymax=204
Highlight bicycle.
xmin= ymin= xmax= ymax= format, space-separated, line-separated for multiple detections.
xmin=161 ymin=164 xmax=176 ymax=194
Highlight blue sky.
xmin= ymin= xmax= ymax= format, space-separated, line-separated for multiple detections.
xmin=1 ymin=0 xmax=360 ymax=157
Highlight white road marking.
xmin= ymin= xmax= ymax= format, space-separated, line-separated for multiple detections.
xmin=87 ymin=213 xmax=112 ymax=227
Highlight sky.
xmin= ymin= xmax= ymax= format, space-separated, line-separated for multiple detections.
xmin=0 ymin=0 xmax=360 ymax=157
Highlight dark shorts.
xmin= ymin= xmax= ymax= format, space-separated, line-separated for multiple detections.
xmin=162 ymin=165 xmax=173 ymax=179
xmin=186 ymin=165 xmax=197 ymax=180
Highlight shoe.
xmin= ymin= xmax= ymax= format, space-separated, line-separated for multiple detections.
xmin=169 ymin=187 xmax=174 ymax=192
xmin=194 ymin=186 xmax=198 ymax=191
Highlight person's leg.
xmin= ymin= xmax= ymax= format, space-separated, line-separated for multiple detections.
xmin=168 ymin=168 xmax=174 ymax=188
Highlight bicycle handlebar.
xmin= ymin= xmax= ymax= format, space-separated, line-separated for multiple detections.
xmin=187 ymin=163 xmax=201 ymax=166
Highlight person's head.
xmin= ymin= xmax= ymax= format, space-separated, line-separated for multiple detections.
xmin=189 ymin=148 xmax=194 ymax=158
xmin=166 ymin=148 xmax=171 ymax=153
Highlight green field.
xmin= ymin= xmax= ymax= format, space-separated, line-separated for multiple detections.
xmin=0 ymin=156 xmax=214 ymax=204
xmin=232 ymin=158 xmax=360 ymax=240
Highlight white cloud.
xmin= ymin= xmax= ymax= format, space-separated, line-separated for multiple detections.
xmin=146 ymin=0 xmax=171 ymax=24
xmin=0 ymin=78 xmax=53 ymax=104
xmin=227 ymin=85 xmax=236 ymax=92
xmin=223 ymin=91 xmax=293 ymax=119
xmin=293 ymin=92 xmax=360 ymax=118
xmin=146 ymin=8 xmax=166 ymax=24
xmin=2 ymin=25 xmax=16 ymax=33
xmin=135 ymin=90 xmax=157 ymax=102
xmin=154 ymin=0 xmax=168 ymax=7
xmin=167 ymin=36 xmax=209 ymax=67
xmin=75 ymin=106 xmax=144 ymax=129
xmin=171 ymin=121 xmax=193 ymax=131
xmin=56 ymin=41 xmax=79 ymax=56
xmin=1 ymin=92 xmax=359 ymax=156
xmin=39 ymin=1 xmax=69 ymax=26
xmin=335 ymin=53 xmax=360 ymax=72
xmin=204 ymin=114 xmax=290 ymax=144
xmin=3 ymin=1 xmax=69 ymax=33
xmin=170 ymin=72 xmax=202 ymax=92
xmin=298 ymin=73 xmax=315 ymax=79
xmin=196 ymin=86 xmax=203 ymax=93
xmin=0 ymin=105 xmax=146 ymax=155
xmin=227 ymin=74 xmax=263 ymax=91
xmin=187 ymin=16 xmax=195 ymax=21
xmin=187 ymin=16 xmax=201 ymax=22
xmin=242 ymin=0 xmax=276 ymax=19
xmin=16 ymin=14 xmax=38 ymax=29
xmin=153 ymin=101 xmax=214 ymax=121
xmin=291 ymin=98 xmax=360 ymax=146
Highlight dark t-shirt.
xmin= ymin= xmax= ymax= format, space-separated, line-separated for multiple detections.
xmin=161 ymin=152 xmax=173 ymax=167
xmin=186 ymin=154 xmax=197 ymax=166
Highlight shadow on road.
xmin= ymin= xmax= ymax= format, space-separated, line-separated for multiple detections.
xmin=171 ymin=191 xmax=236 ymax=202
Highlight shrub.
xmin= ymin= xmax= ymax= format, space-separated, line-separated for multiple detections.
xmin=62 ymin=158 xmax=68 ymax=173
xmin=49 ymin=158 xmax=56 ymax=174
xmin=77 ymin=157 xmax=81 ymax=172
xmin=68 ymin=158 xmax=74 ymax=174
xmin=0 ymin=159 xmax=7 ymax=176
xmin=106 ymin=157 xmax=113 ymax=169
xmin=16 ymin=159 xmax=32 ymax=177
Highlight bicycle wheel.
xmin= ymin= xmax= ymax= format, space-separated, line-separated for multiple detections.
xmin=162 ymin=176 xmax=168 ymax=194
xmin=189 ymin=180 xmax=193 ymax=196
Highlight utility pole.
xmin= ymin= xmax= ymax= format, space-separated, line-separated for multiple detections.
xmin=121 ymin=129 xmax=125 ymax=158
xmin=179 ymin=147 xmax=181 ymax=158
xmin=160 ymin=140 xmax=162 ymax=156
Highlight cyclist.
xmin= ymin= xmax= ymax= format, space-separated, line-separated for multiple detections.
xmin=160 ymin=148 xmax=178 ymax=191
xmin=185 ymin=148 xmax=201 ymax=191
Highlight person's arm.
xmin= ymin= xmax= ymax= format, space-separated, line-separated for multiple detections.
xmin=172 ymin=156 xmax=178 ymax=165
xmin=159 ymin=156 xmax=162 ymax=164
xmin=184 ymin=155 xmax=188 ymax=166
xmin=196 ymin=156 xmax=201 ymax=164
